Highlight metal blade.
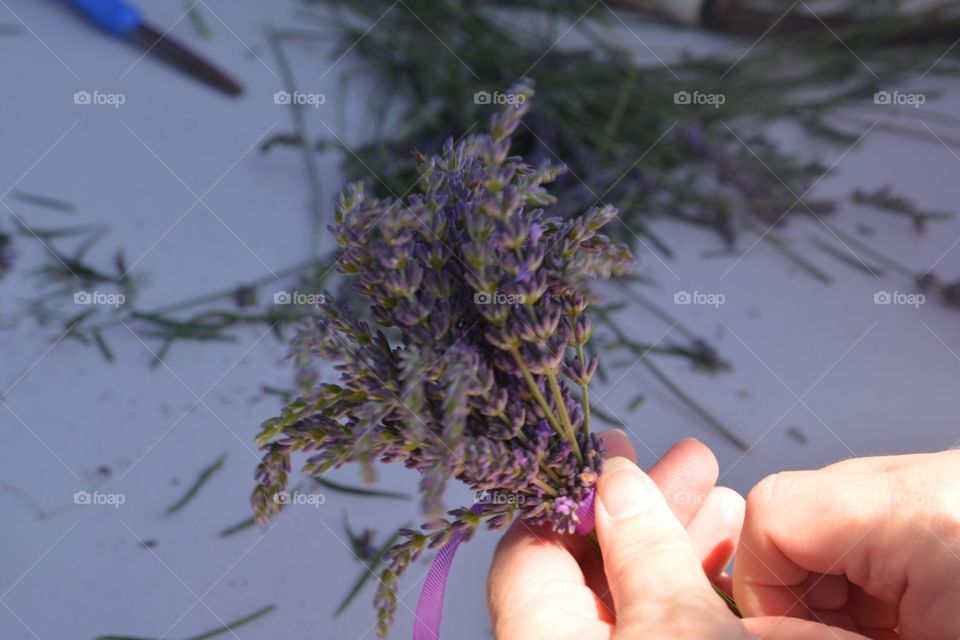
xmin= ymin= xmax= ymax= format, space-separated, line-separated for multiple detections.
xmin=128 ymin=23 xmax=243 ymax=97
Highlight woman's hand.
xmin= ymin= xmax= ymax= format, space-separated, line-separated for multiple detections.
xmin=734 ymin=450 xmax=960 ymax=640
xmin=488 ymin=432 xmax=880 ymax=640
xmin=487 ymin=433 xmax=748 ymax=639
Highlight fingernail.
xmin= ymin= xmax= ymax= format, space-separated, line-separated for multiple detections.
xmin=600 ymin=460 xmax=651 ymax=520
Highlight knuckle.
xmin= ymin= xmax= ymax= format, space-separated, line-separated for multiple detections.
xmin=745 ymin=472 xmax=788 ymax=515
xmin=925 ymin=503 xmax=960 ymax=541
xmin=616 ymin=534 xmax=688 ymax=570
xmin=615 ymin=588 xmax=739 ymax=638
xmin=606 ymin=529 xmax=701 ymax=594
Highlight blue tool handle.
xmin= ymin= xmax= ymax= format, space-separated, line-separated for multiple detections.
xmin=68 ymin=0 xmax=143 ymax=36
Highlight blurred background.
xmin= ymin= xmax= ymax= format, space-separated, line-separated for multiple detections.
xmin=2 ymin=0 xmax=960 ymax=638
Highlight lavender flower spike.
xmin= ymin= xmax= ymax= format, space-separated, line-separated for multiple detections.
xmin=252 ymin=78 xmax=635 ymax=637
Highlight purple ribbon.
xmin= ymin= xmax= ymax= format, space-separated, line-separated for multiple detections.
xmin=413 ymin=491 xmax=596 ymax=640
xmin=573 ymin=490 xmax=595 ymax=537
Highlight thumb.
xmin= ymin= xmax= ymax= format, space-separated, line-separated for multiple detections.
xmin=595 ymin=457 xmax=732 ymax=632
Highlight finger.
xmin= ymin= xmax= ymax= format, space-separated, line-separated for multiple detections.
xmin=647 ymin=438 xmax=720 ymax=527
xmin=801 ymin=576 xmax=898 ymax=632
xmin=733 ymin=470 xmax=897 ymax=619
xmin=802 ymin=573 xmax=848 ymax=611
xmin=485 ymin=430 xmax=634 ymax=636
xmin=488 ymin=518 xmax=612 ymax=639
xmin=825 ymin=449 xmax=960 ymax=474
xmin=742 ymin=617 xmax=874 ymax=639
xmin=846 ymin=584 xmax=899 ymax=631
xmin=594 ymin=457 xmax=732 ymax=632
xmin=686 ymin=486 xmax=745 ymax=585
xmin=598 ymin=429 xmax=635 ymax=463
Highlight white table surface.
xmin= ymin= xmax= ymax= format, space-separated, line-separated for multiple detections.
xmin=2 ymin=1 xmax=960 ymax=639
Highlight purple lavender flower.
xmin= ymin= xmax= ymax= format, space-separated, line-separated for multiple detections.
xmin=251 ymin=79 xmax=634 ymax=636
xmin=553 ymin=495 xmax=576 ymax=516
xmin=682 ymin=123 xmax=706 ymax=154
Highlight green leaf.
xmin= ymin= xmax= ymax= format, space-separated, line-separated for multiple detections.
xmin=95 ymin=604 xmax=276 ymax=640
xmin=93 ymin=330 xmax=115 ymax=363
xmin=640 ymin=359 xmax=749 ymax=452
xmin=218 ymin=515 xmax=256 ymax=538
xmin=810 ymin=235 xmax=884 ymax=276
xmin=183 ymin=0 xmax=212 ymax=38
xmin=13 ymin=190 xmax=75 ymax=213
xmin=315 ymin=477 xmax=411 ymax=501
xmin=166 ymin=454 xmax=227 ymax=514
xmin=185 ymin=605 xmax=275 ymax=640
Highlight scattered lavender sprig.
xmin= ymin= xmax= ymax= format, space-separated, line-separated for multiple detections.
xmin=0 ymin=225 xmax=13 ymax=279
xmin=251 ymin=80 xmax=634 ymax=636
xmin=853 ymin=186 xmax=951 ymax=233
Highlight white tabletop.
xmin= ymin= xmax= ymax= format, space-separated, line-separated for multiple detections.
xmin=2 ymin=1 xmax=959 ymax=639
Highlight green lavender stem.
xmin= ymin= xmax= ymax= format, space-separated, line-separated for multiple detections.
xmin=335 ymin=527 xmax=409 ymax=616
xmin=185 ymin=605 xmax=276 ymax=640
xmin=314 ymin=477 xmax=410 ymax=500
xmin=80 ymin=255 xmax=332 ymax=335
xmin=612 ymin=279 xmax=701 ymax=344
xmin=576 ymin=342 xmax=592 ymax=436
xmin=12 ymin=190 xmax=75 ymax=213
xmin=810 ymin=235 xmax=884 ymax=276
xmin=183 ymin=0 xmax=212 ymax=38
xmin=817 ymin=221 xmax=919 ymax=280
xmin=509 ymin=349 xmax=563 ymax=436
xmin=166 ymin=454 xmax=227 ymax=514
xmin=735 ymin=216 xmax=832 ymax=284
xmin=266 ymin=23 xmax=324 ymax=257
xmin=95 ymin=604 xmax=275 ymax=640
xmin=640 ymin=358 xmax=749 ymax=452
xmin=547 ymin=370 xmax=583 ymax=464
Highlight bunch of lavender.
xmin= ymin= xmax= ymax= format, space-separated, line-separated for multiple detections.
xmin=252 ymin=80 xmax=633 ymax=635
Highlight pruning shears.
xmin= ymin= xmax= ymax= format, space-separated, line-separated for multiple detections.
xmin=66 ymin=0 xmax=243 ymax=96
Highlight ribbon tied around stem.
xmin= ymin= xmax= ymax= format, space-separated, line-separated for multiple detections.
xmin=412 ymin=489 xmax=596 ymax=640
